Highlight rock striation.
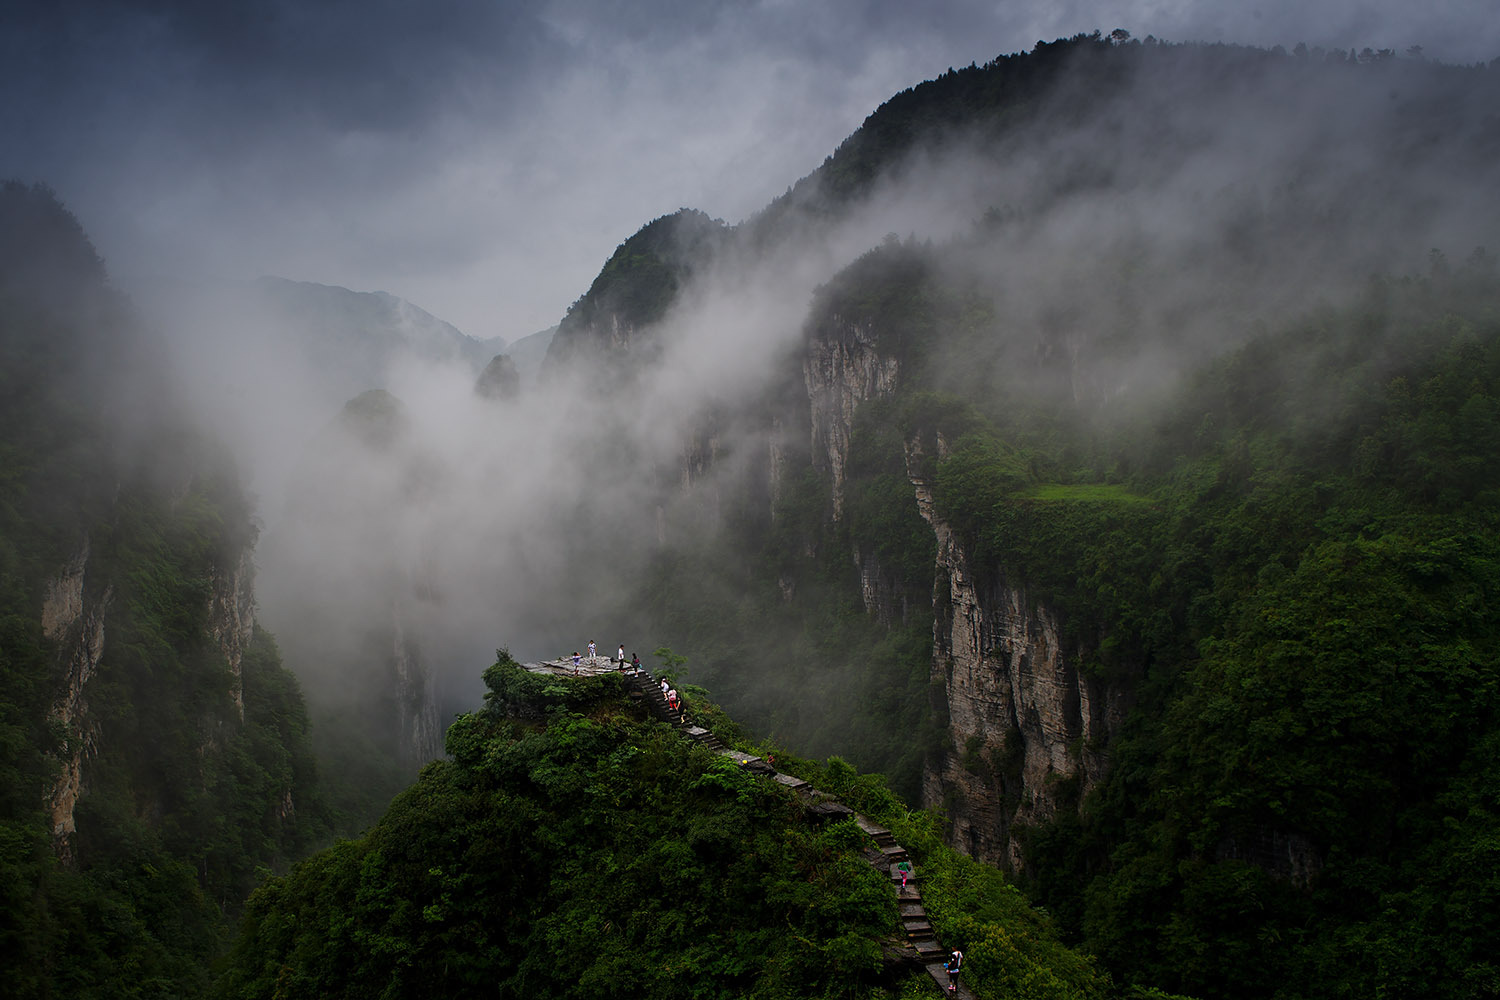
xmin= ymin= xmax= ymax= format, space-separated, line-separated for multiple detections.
xmin=209 ymin=546 xmax=257 ymax=721
xmin=803 ymin=313 xmax=900 ymax=520
xmin=908 ymin=432 xmax=1128 ymax=869
xmin=41 ymin=537 xmax=112 ymax=852
xmin=798 ymin=312 xmax=1128 ymax=869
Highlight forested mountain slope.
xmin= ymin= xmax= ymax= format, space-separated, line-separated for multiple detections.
xmin=219 ymin=655 xmax=1112 ymax=1000
xmin=0 ymin=182 xmax=328 ymax=997
xmin=537 ymin=36 xmax=1500 ymax=1000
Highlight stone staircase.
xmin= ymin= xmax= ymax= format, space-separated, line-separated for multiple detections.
xmin=625 ymin=669 xmax=685 ymax=726
xmin=857 ymin=815 xmax=968 ymax=995
xmin=548 ymin=661 xmax=971 ymax=997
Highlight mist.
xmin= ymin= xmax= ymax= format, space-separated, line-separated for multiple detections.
xmin=124 ymin=39 xmax=1486 ymax=759
xmin=5 ymin=1 xmax=1496 ymax=343
xmin=6 ymin=6 xmax=1494 ymax=770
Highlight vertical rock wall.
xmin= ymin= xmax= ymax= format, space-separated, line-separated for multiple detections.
xmin=803 ymin=314 xmax=900 ymax=520
xmin=42 ymin=538 xmax=113 ymax=852
xmin=41 ymin=528 xmax=266 ymax=854
xmin=796 ymin=288 xmax=1130 ymax=870
xmin=392 ymin=614 xmax=442 ymax=768
xmin=798 ymin=313 xmax=1130 ymax=867
xmin=906 ymin=436 xmax=1127 ymax=869
xmin=209 ymin=547 xmax=256 ymax=721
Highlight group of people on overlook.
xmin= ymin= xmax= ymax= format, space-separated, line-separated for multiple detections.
xmin=569 ymin=640 xmax=682 ymax=720
xmin=568 ymin=641 xmax=677 ymax=715
xmin=570 ymin=640 xmax=631 ymax=673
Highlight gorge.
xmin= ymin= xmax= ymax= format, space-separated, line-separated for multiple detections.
xmin=3 ymin=32 xmax=1500 ymax=1000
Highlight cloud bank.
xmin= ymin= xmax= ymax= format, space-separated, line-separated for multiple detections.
xmin=3 ymin=0 xmax=1495 ymax=343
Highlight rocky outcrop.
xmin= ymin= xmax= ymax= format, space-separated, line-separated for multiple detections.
xmin=475 ymin=353 xmax=521 ymax=401
xmin=907 ymin=435 xmax=1128 ymax=871
xmin=767 ymin=414 xmax=788 ymax=518
xmin=42 ymin=530 xmax=261 ymax=851
xmin=797 ymin=306 xmax=1128 ymax=870
xmin=392 ymin=617 xmax=441 ymax=768
xmin=41 ymin=538 xmax=113 ymax=853
xmin=209 ymin=547 xmax=256 ymax=721
xmin=1216 ymin=828 xmax=1322 ymax=889
xmin=41 ymin=538 xmax=90 ymax=641
xmin=855 ymin=547 xmax=915 ymax=628
xmin=680 ymin=426 xmax=722 ymax=492
xmin=803 ymin=314 xmax=899 ymax=520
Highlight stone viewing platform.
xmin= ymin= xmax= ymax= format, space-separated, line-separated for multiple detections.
xmin=530 ymin=655 xmax=623 ymax=676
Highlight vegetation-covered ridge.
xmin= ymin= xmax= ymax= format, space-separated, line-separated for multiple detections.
xmin=623 ymin=212 xmax=1500 ymax=999
xmin=775 ymin=240 xmax=1500 ymax=1000
xmin=218 ymin=653 xmax=1115 ymax=1000
xmin=587 ymin=34 xmax=1500 ymax=827
xmin=544 ymin=208 xmax=730 ymax=376
xmin=1000 ymin=258 xmax=1500 ymax=1000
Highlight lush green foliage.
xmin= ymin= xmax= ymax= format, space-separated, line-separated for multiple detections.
xmin=220 ymin=656 xmax=923 ymax=999
xmin=887 ymin=256 xmax=1500 ymax=998
xmin=549 ymin=209 xmax=728 ymax=371
xmin=642 ymin=188 xmax=1500 ymax=998
xmin=765 ymin=751 xmax=1110 ymax=1000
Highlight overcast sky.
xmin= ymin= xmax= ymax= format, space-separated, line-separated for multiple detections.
xmin=4 ymin=0 xmax=1497 ymax=343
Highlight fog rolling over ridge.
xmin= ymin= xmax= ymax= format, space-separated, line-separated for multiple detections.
xmin=147 ymin=39 xmax=1498 ymax=764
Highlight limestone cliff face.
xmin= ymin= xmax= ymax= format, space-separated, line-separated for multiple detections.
xmin=209 ymin=547 xmax=256 ymax=721
xmin=906 ymin=436 xmax=1128 ymax=870
xmin=767 ymin=414 xmax=788 ymax=518
xmin=796 ymin=305 xmax=1129 ymax=868
xmin=803 ymin=313 xmax=899 ymax=520
xmin=41 ymin=524 xmax=266 ymax=853
xmin=41 ymin=537 xmax=112 ymax=851
xmin=854 ymin=547 xmax=915 ymax=628
xmin=392 ymin=613 xmax=442 ymax=769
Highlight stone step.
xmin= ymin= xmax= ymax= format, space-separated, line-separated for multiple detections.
xmin=903 ymin=920 xmax=933 ymax=937
xmin=924 ymin=961 xmax=972 ymax=997
xmin=722 ymin=750 xmax=764 ymax=768
xmin=807 ymin=800 xmax=853 ymax=820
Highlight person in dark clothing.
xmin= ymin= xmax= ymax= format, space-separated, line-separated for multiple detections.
xmin=945 ymin=948 xmax=962 ymax=992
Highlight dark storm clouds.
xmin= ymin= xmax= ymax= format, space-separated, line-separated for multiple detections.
xmin=2 ymin=0 xmax=1497 ymax=340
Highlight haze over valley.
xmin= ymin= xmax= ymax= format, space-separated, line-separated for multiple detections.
xmin=4 ymin=4 xmax=1500 ymax=998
